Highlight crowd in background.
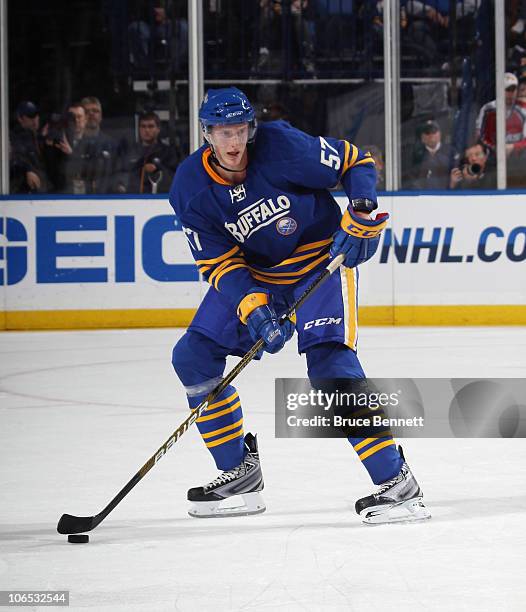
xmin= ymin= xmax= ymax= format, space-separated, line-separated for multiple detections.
xmin=10 ymin=98 xmax=181 ymax=195
xmin=12 ymin=68 xmax=525 ymax=195
xmin=407 ymin=71 xmax=526 ymax=191
xmin=8 ymin=0 xmax=526 ymax=195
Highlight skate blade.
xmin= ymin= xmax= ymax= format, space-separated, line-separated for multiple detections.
xmin=188 ymin=492 xmax=266 ymax=519
xmin=361 ymin=497 xmax=431 ymax=525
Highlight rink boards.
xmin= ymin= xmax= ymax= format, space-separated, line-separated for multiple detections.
xmin=0 ymin=193 xmax=525 ymax=329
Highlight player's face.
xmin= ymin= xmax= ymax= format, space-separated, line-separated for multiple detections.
xmin=209 ymin=123 xmax=249 ymax=170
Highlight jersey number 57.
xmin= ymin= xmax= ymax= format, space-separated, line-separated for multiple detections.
xmin=319 ymin=137 xmax=341 ymax=171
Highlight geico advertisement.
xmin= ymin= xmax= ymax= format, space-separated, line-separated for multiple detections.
xmin=0 ymin=200 xmax=201 ymax=310
xmin=1 ymin=195 xmax=525 ymax=310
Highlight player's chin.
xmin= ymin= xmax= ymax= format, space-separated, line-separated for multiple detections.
xmin=225 ymin=154 xmax=243 ymax=167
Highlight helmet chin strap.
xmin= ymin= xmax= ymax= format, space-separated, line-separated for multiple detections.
xmin=209 ymin=143 xmax=248 ymax=173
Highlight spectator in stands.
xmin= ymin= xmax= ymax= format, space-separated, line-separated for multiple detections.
xmin=374 ymin=1 xmax=480 ymax=70
xmin=116 ymin=112 xmax=179 ymax=194
xmin=253 ymin=0 xmax=316 ymax=75
xmin=361 ymin=144 xmax=385 ymax=190
xmin=66 ymin=104 xmax=88 ymax=146
xmin=152 ymin=2 xmax=188 ymax=74
xmin=402 ymin=0 xmax=448 ymax=27
xmin=128 ymin=1 xmax=188 ymax=76
xmin=449 ymin=141 xmax=496 ymax=189
xmin=475 ymin=72 xmax=525 ymax=150
xmin=410 ymin=119 xmax=454 ymax=189
xmin=47 ymin=103 xmax=91 ymax=194
xmin=315 ymin=0 xmax=355 ymax=65
xmin=38 ymin=103 xmax=89 ymax=193
xmin=511 ymin=0 xmax=526 ymax=35
xmin=15 ymin=101 xmax=40 ymax=134
xmin=475 ymin=71 xmax=526 ymax=185
xmin=81 ymin=96 xmax=106 ymax=139
xmin=517 ymin=77 xmax=526 ymax=111
xmin=10 ymin=101 xmax=49 ymax=193
xmin=80 ymin=96 xmax=119 ymax=193
xmin=402 ymin=0 xmax=480 ymax=28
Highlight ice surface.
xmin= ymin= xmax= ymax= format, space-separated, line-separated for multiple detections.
xmin=1 ymin=327 xmax=525 ymax=611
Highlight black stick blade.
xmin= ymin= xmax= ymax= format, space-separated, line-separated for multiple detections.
xmin=57 ymin=513 xmax=96 ymax=534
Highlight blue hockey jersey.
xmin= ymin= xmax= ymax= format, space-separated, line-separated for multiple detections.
xmin=168 ymin=120 xmax=376 ymax=306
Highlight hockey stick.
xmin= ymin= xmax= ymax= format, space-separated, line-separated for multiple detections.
xmin=57 ymin=254 xmax=345 ymax=535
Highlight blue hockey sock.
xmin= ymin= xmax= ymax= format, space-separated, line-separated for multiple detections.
xmin=172 ymin=331 xmax=245 ymax=471
xmin=306 ymin=342 xmax=403 ymax=485
xmin=348 ymin=435 xmax=403 ymax=485
xmin=188 ymin=385 xmax=245 ymax=471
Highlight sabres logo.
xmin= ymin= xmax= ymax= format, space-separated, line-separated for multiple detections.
xmin=276 ymin=217 xmax=297 ymax=236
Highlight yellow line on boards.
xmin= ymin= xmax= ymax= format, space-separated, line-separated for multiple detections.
xmin=2 ymin=309 xmax=197 ymax=330
xmin=359 ymin=305 xmax=526 ymax=326
xmin=1 ymin=305 xmax=525 ymax=330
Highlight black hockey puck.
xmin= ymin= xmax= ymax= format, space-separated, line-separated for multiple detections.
xmin=67 ymin=534 xmax=89 ymax=544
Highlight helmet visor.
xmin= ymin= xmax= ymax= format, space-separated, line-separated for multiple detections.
xmin=207 ymin=122 xmax=251 ymax=147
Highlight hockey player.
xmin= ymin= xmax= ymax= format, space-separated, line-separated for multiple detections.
xmin=169 ymin=87 xmax=430 ymax=524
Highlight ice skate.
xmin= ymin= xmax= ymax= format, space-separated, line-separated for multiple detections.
xmin=187 ymin=433 xmax=265 ymax=518
xmin=355 ymin=446 xmax=431 ymax=525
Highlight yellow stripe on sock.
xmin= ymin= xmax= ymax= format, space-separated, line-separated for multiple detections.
xmin=353 ymin=431 xmax=392 ymax=452
xmin=205 ymin=428 xmax=244 ymax=448
xmin=208 ymin=391 xmax=238 ymax=411
xmin=359 ymin=439 xmax=396 ymax=461
xmin=201 ymin=418 xmax=244 ymax=440
xmin=197 ymin=400 xmax=241 ymax=423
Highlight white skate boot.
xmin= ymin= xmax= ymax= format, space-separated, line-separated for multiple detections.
xmin=355 ymin=446 xmax=431 ymax=524
xmin=187 ymin=433 xmax=266 ymax=518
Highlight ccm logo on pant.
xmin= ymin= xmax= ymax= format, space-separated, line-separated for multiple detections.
xmin=304 ymin=317 xmax=342 ymax=330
